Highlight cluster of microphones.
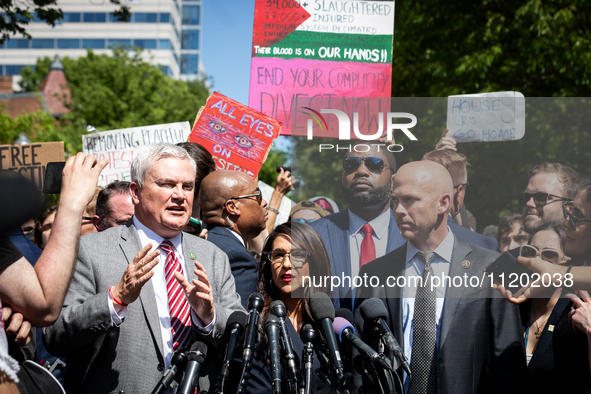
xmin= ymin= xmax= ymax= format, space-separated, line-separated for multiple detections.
xmin=151 ymin=292 xmax=410 ymax=394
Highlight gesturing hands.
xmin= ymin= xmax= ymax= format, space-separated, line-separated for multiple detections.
xmin=174 ymin=260 xmax=214 ymax=326
xmin=567 ymin=290 xmax=591 ymax=336
xmin=111 ymin=244 xmax=160 ymax=310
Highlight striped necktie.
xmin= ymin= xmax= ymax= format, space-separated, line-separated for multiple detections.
xmin=160 ymin=240 xmax=192 ymax=350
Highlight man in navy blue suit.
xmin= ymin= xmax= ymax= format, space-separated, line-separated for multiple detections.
xmin=199 ymin=170 xmax=268 ymax=308
xmin=310 ymin=142 xmax=405 ymax=308
xmin=423 ymin=149 xmax=500 ymax=252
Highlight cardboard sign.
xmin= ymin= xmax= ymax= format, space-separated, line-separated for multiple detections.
xmin=189 ymin=92 xmax=281 ymax=178
xmin=83 ymin=122 xmax=191 ymax=186
xmin=446 ymin=91 xmax=525 ymax=142
xmin=249 ymin=0 xmax=395 ymax=136
xmin=0 ymin=141 xmax=64 ymax=190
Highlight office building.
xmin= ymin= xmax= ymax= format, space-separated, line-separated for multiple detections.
xmin=0 ymin=0 xmax=203 ymax=80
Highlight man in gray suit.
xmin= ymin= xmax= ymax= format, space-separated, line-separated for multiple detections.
xmin=357 ymin=161 xmax=525 ymax=394
xmin=44 ymin=143 xmax=244 ymax=393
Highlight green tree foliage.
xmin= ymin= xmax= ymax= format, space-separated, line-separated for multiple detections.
xmin=14 ymin=48 xmax=209 ymax=154
xmin=258 ymin=147 xmax=288 ymax=187
xmin=291 ymin=1 xmax=591 ymax=230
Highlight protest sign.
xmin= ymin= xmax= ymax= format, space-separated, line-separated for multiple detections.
xmin=446 ymin=91 xmax=525 ymax=143
xmin=249 ymin=0 xmax=395 ymax=136
xmin=83 ymin=122 xmax=191 ymax=186
xmin=189 ymin=91 xmax=281 ymax=178
xmin=0 ymin=141 xmax=64 ymax=190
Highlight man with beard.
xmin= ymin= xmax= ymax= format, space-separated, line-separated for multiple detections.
xmin=310 ymin=142 xmax=405 ymax=308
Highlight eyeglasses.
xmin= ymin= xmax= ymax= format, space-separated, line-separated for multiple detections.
xmin=266 ymin=248 xmax=310 ymax=268
xmin=342 ymin=157 xmax=390 ymax=175
xmin=519 ymin=244 xmax=564 ymax=265
xmin=292 ymin=218 xmax=317 ymax=224
xmin=230 ymin=188 xmax=263 ymax=205
xmin=563 ymin=201 xmax=591 ymax=228
xmin=518 ymin=192 xmax=571 ymax=207
xmin=454 ymin=182 xmax=469 ymax=189
xmin=82 ymin=216 xmax=93 ymax=221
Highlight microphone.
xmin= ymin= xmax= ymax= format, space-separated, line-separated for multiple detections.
xmin=300 ymin=324 xmax=316 ymax=394
xmin=151 ymin=348 xmax=188 ymax=394
xmin=333 ymin=316 xmax=391 ymax=372
xmin=359 ymin=298 xmax=410 ymax=376
xmin=264 ymin=314 xmax=282 ymax=394
xmin=177 ymin=341 xmax=208 ymax=394
xmin=310 ymin=292 xmax=353 ymax=390
xmin=236 ymin=293 xmax=265 ymax=394
xmin=270 ymin=300 xmax=300 ymax=389
xmin=218 ymin=311 xmax=247 ymax=394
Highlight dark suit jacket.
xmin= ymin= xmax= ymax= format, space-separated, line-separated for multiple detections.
xmin=206 ymin=225 xmax=259 ymax=309
xmin=448 ymin=215 xmax=500 ymax=252
xmin=310 ymin=209 xmax=405 ymax=308
xmin=356 ymin=235 xmax=527 ymax=394
xmin=520 ymin=298 xmax=591 ymax=394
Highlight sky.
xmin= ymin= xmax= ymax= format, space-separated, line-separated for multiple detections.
xmin=201 ymin=0 xmax=291 ymax=152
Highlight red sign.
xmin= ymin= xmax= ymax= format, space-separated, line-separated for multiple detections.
xmin=189 ymin=92 xmax=282 ymax=178
xmin=252 ymin=0 xmax=310 ymax=54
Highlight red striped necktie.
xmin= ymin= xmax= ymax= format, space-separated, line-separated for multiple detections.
xmin=160 ymin=240 xmax=192 ymax=351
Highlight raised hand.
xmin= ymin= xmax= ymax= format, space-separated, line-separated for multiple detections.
xmin=174 ymin=260 xmax=214 ymax=326
xmin=111 ymin=244 xmax=160 ymax=308
xmin=434 ymin=128 xmax=457 ymax=151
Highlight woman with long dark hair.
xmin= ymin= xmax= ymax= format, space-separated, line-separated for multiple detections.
xmin=247 ymin=221 xmax=332 ymax=393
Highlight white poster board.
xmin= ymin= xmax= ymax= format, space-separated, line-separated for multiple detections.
xmin=446 ymin=91 xmax=525 ymax=142
xmin=82 ymin=122 xmax=191 ymax=186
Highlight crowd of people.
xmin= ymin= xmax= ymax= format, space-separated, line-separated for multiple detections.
xmin=1 ymin=128 xmax=591 ymax=394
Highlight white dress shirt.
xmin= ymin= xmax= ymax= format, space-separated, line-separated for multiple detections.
xmin=348 ymin=209 xmax=391 ymax=279
xmin=107 ymin=216 xmax=215 ymax=368
xmin=402 ymin=228 xmax=454 ymax=392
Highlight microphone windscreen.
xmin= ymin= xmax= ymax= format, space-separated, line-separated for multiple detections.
xmin=310 ymin=292 xmax=335 ymax=322
xmin=335 ymin=308 xmax=354 ymax=325
xmin=359 ymin=298 xmax=389 ymax=322
xmin=227 ymin=310 xmax=248 ymax=329
xmin=189 ymin=341 xmax=208 ymax=362
xmin=269 ymin=300 xmax=287 ymax=318
xmin=332 ymin=317 xmax=354 ymax=342
xmin=264 ymin=313 xmax=279 ymax=329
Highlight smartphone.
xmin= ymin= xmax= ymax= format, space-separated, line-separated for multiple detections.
xmin=485 ymin=252 xmax=533 ymax=295
xmin=43 ymin=162 xmax=66 ymax=194
xmin=276 ymin=165 xmax=291 ymax=173
xmin=184 ymin=217 xmax=203 ymax=235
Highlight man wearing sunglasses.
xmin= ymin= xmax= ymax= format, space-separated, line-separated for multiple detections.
xmin=310 ymin=142 xmax=405 ymax=308
xmin=199 ymin=170 xmax=268 ymax=309
xmin=520 ymin=163 xmax=580 ymax=233
xmin=423 ymin=149 xmax=500 ymax=252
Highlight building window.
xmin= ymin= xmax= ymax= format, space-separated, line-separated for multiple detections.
xmin=61 ymin=12 xmax=81 ymax=23
xmin=182 ymin=5 xmax=199 ymax=25
xmin=108 ymin=39 xmax=131 ymax=49
xmin=6 ymin=39 xmax=30 ymax=49
xmin=158 ymin=39 xmax=171 ymax=50
xmin=134 ymin=39 xmax=157 ymax=49
xmin=134 ymin=13 xmax=158 ymax=23
xmin=160 ymin=65 xmax=171 ymax=75
xmin=83 ymin=13 xmax=106 ymax=23
xmin=181 ymin=30 xmax=199 ymax=50
xmin=181 ymin=54 xmax=199 ymax=74
xmin=32 ymin=39 xmax=54 ymax=48
xmin=6 ymin=65 xmax=27 ymax=75
xmin=160 ymin=13 xmax=170 ymax=23
xmin=57 ymin=39 xmax=80 ymax=49
xmin=82 ymin=39 xmax=105 ymax=49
